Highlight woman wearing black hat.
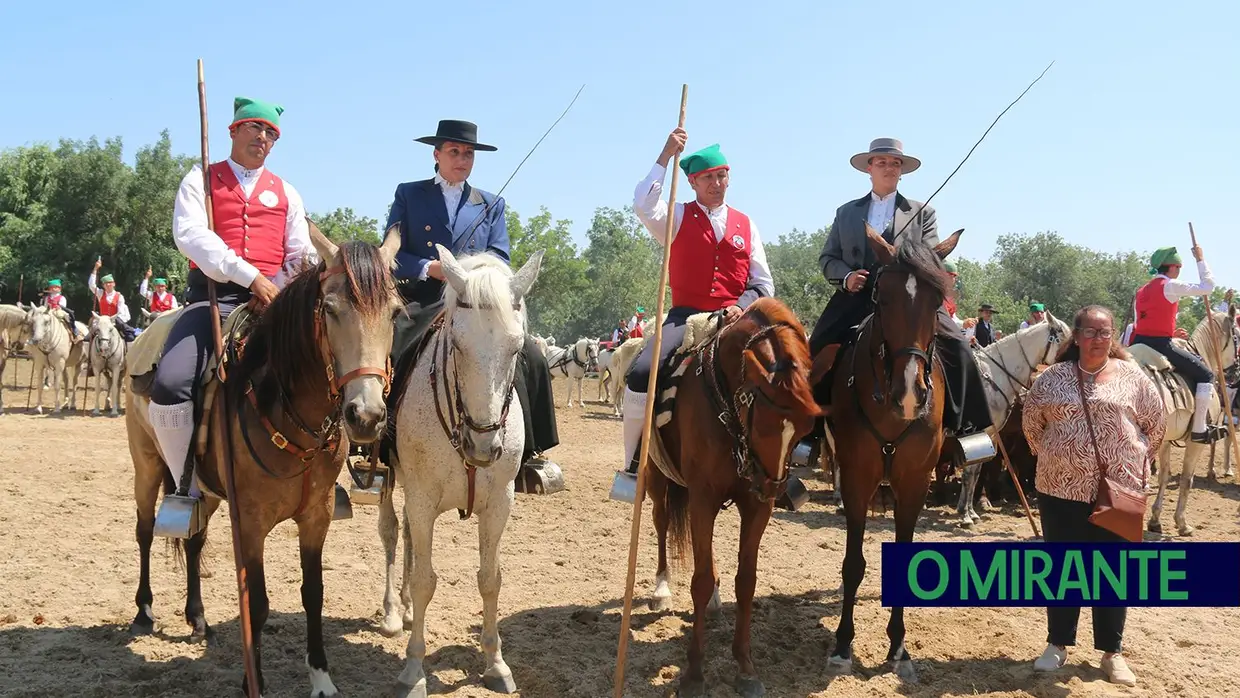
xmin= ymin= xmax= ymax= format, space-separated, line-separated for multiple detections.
xmin=379 ymin=120 xmax=562 ymax=486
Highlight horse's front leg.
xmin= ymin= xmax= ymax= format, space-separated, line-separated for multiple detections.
xmin=298 ymin=505 xmax=341 ymax=697
xmin=679 ymin=493 xmax=721 ymax=698
xmin=1148 ymin=443 xmax=1172 ymax=534
xmin=91 ymin=362 xmax=103 ymax=416
xmin=110 ymin=369 xmax=122 ymax=416
xmin=732 ymin=495 xmax=773 ymax=698
xmin=183 ymin=498 xmax=221 ymax=643
xmin=830 ymin=464 xmax=879 ymax=674
xmin=1174 ymin=441 xmax=1203 ymax=536
xmin=32 ymin=354 xmax=46 ymax=414
xmin=50 ymin=359 xmax=64 ymax=414
xmin=395 ymin=493 xmax=437 ymax=698
xmin=885 ymin=471 xmax=928 ymax=684
xmin=647 ymin=471 xmax=673 ymax=611
xmin=238 ymin=526 xmax=270 ymax=698
xmin=378 ymin=486 xmax=406 ymax=637
xmin=477 ymin=483 xmax=516 ymax=694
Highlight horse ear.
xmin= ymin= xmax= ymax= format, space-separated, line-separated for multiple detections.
xmin=933 ymin=229 xmax=964 ymax=259
xmin=379 ymin=222 xmax=401 ymax=269
xmin=435 ymin=244 xmax=468 ymax=297
xmin=742 ymin=349 xmax=768 ymax=386
xmin=306 ymin=217 xmax=339 ymax=264
xmin=512 ymin=250 xmax=545 ymax=300
xmin=91 ymin=311 xmax=99 ymax=320
xmin=864 ymin=222 xmax=896 ymax=265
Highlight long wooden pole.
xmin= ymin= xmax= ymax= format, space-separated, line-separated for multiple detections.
xmin=994 ymin=435 xmax=1040 ymax=538
xmin=1189 ymin=223 xmax=1240 ymax=466
xmin=198 ymin=58 xmax=260 ymax=698
xmin=612 ymin=84 xmax=687 ymax=698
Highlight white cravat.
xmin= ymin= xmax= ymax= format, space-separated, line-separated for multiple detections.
xmin=226 ymin=158 xmax=265 ymax=199
xmin=867 ymin=190 xmax=897 ymax=235
xmin=435 ymin=173 xmax=464 ymax=226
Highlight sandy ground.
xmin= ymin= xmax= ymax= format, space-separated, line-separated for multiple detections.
xmin=0 ymin=357 xmax=1238 ymax=698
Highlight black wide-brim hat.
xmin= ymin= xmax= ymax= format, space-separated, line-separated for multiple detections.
xmin=415 ymin=119 xmax=497 ymax=151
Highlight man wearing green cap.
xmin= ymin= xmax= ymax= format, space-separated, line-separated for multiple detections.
xmin=41 ymin=278 xmax=85 ymax=341
xmin=1129 ymin=243 xmax=1222 ymax=443
xmin=139 ymin=267 xmax=181 ymax=316
xmin=626 ymin=307 xmax=646 ymax=339
xmin=1020 ymin=302 xmax=1047 ymax=330
xmin=146 ymin=96 xmax=315 ymax=535
xmin=612 ymin=127 xmax=774 ymax=494
xmin=88 ymin=258 xmax=137 ymax=342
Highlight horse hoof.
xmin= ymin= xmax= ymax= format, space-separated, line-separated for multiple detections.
xmin=891 ymin=658 xmax=919 ymax=683
xmin=390 ymin=680 xmax=427 ymax=698
xmin=957 ymin=518 xmax=974 ymax=529
xmin=1147 ymin=520 xmax=1162 ymax=534
xmin=378 ymin=616 xmax=404 ymax=638
xmin=482 ymin=672 xmax=517 ymax=694
xmin=649 ymin=595 xmax=673 ymax=612
xmin=91 ymin=408 xmax=100 ymax=416
xmin=734 ymin=674 xmax=765 ymax=697
xmin=1178 ymin=525 xmax=1195 ymax=537
xmin=677 ymin=678 xmax=707 ymax=697
xmin=129 ymin=618 xmax=155 ymax=636
xmin=827 ymin=655 xmax=853 ymax=674
xmin=189 ymin=623 xmax=212 ymax=644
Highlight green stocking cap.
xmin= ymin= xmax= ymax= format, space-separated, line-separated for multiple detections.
xmin=1149 ymin=246 xmax=1182 ymax=274
xmin=100 ymin=274 xmax=114 ymax=284
xmin=231 ymin=96 xmax=284 ymax=136
xmin=943 ymin=260 xmax=958 ymax=273
xmin=680 ymin=143 xmax=728 ymax=177
xmin=153 ymin=277 xmax=167 ymax=286
xmin=47 ymin=278 xmax=61 ymax=288
xmin=1029 ymin=302 xmax=1045 ymax=312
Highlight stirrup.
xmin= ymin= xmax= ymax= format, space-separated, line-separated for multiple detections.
xmin=775 ymin=475 xmax=811 ymax=511
xmin=608 ymin=470 xmax=638 ymax=503
xmin=333 ymin=483 xmax=353 ymax=520
xmin=515 ymin=457 xmax=565 ymax=495
xmin=953 ymin=431 xmax=997 ymax=466
xmin=153 ymin=494 xmax=205 ymax=539
xmin=789 ymin=437 xmax=817 ymax=468
xmin=347 ymin=459 xmax=389 ymax=506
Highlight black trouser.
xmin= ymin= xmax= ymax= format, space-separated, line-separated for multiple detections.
xmin=1037 ymin=492 xmax=1128 ymax=652
xmin=113 ymin=316 xmax=138 ymax=343
xmin=625 ymin=307 xmax=693 ymax=393
xmin=150 ymin=279 xmax=247 ymax=405
xmin=809 ymin=290 xmax=992 ymax=434
xmin=1129 ymin=334 xmax=1214 ymax=385
xmin=388 ymin=293 xmax=559 ymax=464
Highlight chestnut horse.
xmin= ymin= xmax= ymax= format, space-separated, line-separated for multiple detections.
xmin=825 ymin=225 xmax=961 ymax=683
xmin=644 ymin=297 xmax=824 ymax=698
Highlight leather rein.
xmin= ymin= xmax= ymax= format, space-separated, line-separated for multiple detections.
xmin=699 ymin=312 xmax=808 ymax=502
xmin=428 ymin=296 xmax=521 ymax=520
xmin=232 ymin=263 xmax=393 ymax=516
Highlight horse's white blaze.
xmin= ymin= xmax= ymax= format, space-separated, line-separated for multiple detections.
xmin=901 ymin=360 xmax=919 ymax=419
xmin=905 ymin=274 xmax=917 ymax=302
xmin=307 ymin=661 xmax=338 ymax=697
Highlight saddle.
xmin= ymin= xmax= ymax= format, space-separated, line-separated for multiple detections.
xmin=1125 ymin=343 xmax=1196 ymax=414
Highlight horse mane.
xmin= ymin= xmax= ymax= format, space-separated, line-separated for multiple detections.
xmin=231 ymin=240 xmax=395 ymax=409
xmin=1190 ymin=309 xmax=1236 ymax=368
xmin=892 ymin=239 xmax=952 ymax=299
xmin=442 ymin=253 xmax=523 ymax=338
xmin=743 ymin=298 xmax=821 ymax=415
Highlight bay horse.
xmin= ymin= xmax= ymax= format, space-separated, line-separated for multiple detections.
xmin=826 ymin=225 xmax=961 ymax=682
xmin=643 ymin=297 xmax=823 ymax=698
xmin=380 ymin=244 xmax=544 ymax=698
xmin=125 ymin=223 xmax=401 ymax=697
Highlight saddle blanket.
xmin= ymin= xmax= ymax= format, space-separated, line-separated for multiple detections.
xmin=126 ymin=306 xmax=252 ymax=383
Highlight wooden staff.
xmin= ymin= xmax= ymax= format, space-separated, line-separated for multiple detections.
xmin=612 ymin=84 xmax=687 ymax=698
xmin=16 ymin=274 xmax=22 ymax=305
xmin=994 ymin=434 xmax=1040 ymax=538
xmin=1189 ymin=223 xmax=1240 ymax=466
xmin=198 ymin=58 xmax=260 ymax=698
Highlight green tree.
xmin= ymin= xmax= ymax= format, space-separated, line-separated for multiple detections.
xmin=578 ymin=206 xmax=666 ymax=340
xmin=506 ymin=206 xmax=588 ymax=337
xmin=764 ymin=225 xmax=831 ymax=326
xmin=311 ymin=207 xmax=380 ymax=245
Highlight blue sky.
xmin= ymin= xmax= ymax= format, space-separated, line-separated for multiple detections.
xmin=2 ymin=1 xmax=1236 ymax=288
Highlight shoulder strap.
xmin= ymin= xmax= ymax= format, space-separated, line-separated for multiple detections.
xmin=1074 ymin=365 xmax=1107 ymax=484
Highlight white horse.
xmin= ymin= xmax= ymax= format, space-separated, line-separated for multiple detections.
xmin=546 ymin=337 xmax=598 ymax=408
xmin=1130 ymin=307 xmax=1237 ymax=536
xmin=379 ymin=244 xmax=543 ymax=698
xmin=952 ymin=314 xmax=1072 ymax=526
xmin=595 ymin=348 xmax=614 ymax=402
xmin=0 ymin=304 xmax=32 ymax=413
xmin=25 ymin=305 xmax=87 ymax=415
xmin=603 ymin=336 xmax=644 ymax=417
xmin=89 ymin=312 xmax=126 ymax=417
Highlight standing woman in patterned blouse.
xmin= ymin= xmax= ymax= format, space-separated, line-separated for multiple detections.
xmin=1022 ymin=305 xmax=1166 ymax=687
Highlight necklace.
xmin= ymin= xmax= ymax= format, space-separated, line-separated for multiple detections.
xmin=1079 ymin=359 xmax=1108 ymax=382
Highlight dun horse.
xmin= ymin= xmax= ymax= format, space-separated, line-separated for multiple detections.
xmin=642 ymin=298 xmax=823 ymax=697
xmin=826 ymin=225 xmax=961 ymax=682
xmin=378 ymin=245 xmax=544 ymax=698
xmin=126 ymin=225 xmax=401 ymax=697
xmin=25 ymin=304 xmax=86 ymax=414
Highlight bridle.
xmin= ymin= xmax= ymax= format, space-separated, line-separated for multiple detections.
xmin=863 ymin=265 xmax=940 ymax=413
xmin=428 ymin=294 xmax=523 ymax=520
xmin=979 ymin=320 xmax=1065 ymax=419
xmin=700 ymin=312 xmax=809 ymax=502
xmin=235 ymin=262 xmax=394 ymax=480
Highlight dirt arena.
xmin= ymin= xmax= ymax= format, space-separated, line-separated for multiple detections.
xmin=0 ymin=357 xmax=1237 ymax=698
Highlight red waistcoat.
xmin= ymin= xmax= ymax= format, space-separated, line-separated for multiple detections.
xmin=98 ymin=292 xmax=120 ymax=317
xmin=150 ymin=292 xmax=175 ymax=312
xmin=46 ymin=294 xmax=65 ymax=310
xmin=190 ymin=161 xmax=287 ymax=278
xmin=668 ymin=202 xmax=752 ymax=312
xmin=1134 ymin=277 xmax=1177 ymax=337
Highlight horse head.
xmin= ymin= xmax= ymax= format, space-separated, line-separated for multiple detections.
xmin=27 ymin=305 xmax=55 ymax=349
xmin=723 ymin=298 xmax=826 ymax=500
xmin=438 ymin=243 xmax=544 ymax=468
xmin=90 ymin=310 xmax=120 ymax=350
xmin=864 ymin=222 xmax=962 ymax=420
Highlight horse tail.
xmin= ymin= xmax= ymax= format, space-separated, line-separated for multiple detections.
xmin=664 ymin=480 xmax=692 ymax=565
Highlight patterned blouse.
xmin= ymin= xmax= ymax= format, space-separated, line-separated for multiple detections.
xmin=1022 ymin=359 xmax=1167 ymax=504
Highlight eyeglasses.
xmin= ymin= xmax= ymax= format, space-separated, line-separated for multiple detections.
xmin=242 ymin=121 xmax=279 ymax=141
xmin=1079 ymin=328 xmax=1114 ymax=339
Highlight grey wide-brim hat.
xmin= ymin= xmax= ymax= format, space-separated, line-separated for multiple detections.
xmin=850 ymin=138 xmax=921 ymax=174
